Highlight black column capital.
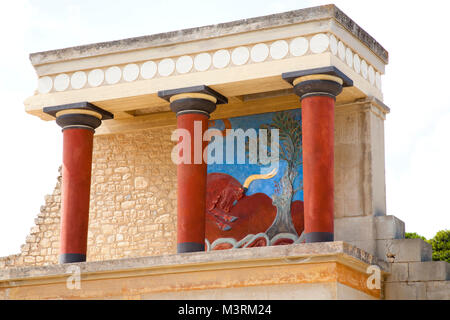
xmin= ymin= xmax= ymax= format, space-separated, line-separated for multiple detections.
xmin=43 ymin=102 xmax=113 ymax=131
xmin=282 ymin=66 xmax=353 ymax=100
xmin=158 ymin=85 xmax=227 ymax=117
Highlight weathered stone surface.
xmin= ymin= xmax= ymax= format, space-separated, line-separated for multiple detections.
xmin=346 ymin=240 xmax=376 ymax=257
xmin=384 ymin=282 xmax=426 ymax=300
xmin=334 ymin=100 xmax=387 ymax=218
xmin=376 ymin=239 xmax=432 ymax=263
xmin=375 ymin=215 xmax=405 ymax=240
xmin=425 ymin=281 xmax=450 ymax=300
xmin=0 ymin=242 xmax=386 ymax=281
xmin=385 ymin=262 xmax=409 ymax=283
xmin=0 ymin=242 xmax=382 ymax=300
xmin=334 ymin=216 xmax=375 ymax=242
xmin=408 ymin=261 xmax=450 ymax=282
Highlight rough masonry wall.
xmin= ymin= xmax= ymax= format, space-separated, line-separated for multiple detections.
xmin=0 ymin=126 xmax=178 ymax=268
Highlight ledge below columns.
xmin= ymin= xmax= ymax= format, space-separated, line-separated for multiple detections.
xmin=0 ymin=242 xmax=387 ymax=300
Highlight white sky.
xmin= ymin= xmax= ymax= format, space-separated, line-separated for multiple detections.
xmin=0 ymin=0 xmax=449 ymax=257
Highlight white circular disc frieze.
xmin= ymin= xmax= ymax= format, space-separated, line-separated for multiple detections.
xmin=176 ymin=55 xmax=193 ymax=74
xmin=337 ymin=41 xmax=346 ymax=61
xmin=71 ymin=71 xmax=87 ymax=90
xmin=270 ymin=40 xmax=289 ymax=59
xmin=213 ymin=50 xmax=230 ymax=69
xmin=88 ymin=69 xmax=104 ymax=87
xmin=251 ymin=43 xmax=269 ymax=62
xmin=376 ymin=72 xmax=382 ymax=89
xmin=54 ymin=73 xmax=70 ymax=91
xmin=289 ymin=37 xmax=308 ymax=57
xmin=361 ymin=60 xmax=368 ymax=79
xmin=141 ymin=61 xmax=157 ymax=79
xmin=123 ymin=64 xmax=139 ymax=82
xmin=310 ymin=34 xmax=329 ymax=54
xmin=232 ymin=46 xmax=249 ymax=66
xmin=329 ymin=35 xmax=338 ymax=55
xmin=194 ymin=53 xmax=212 ymax=72
xmin=38 ymin=76 xmax=53 ymax=94
xmin=105 ymin=66 xmax=122 ymax=84
xmin=158 ymin=58 xmax=175 ymax=77
xmin=345 ymin=48 xmax=353 ymax=68
xmin=368 ymin=65 xmax=375 ymax=85
xmin=353 ymin=54 xmax=361 ymax=74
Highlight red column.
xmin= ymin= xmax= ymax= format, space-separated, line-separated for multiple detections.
xmin=283 ymin=67 xmax=351 ymax=243
xmin=158 ymin=85 xmax=227 ymax=253
xmin=59 ymin=128 xmax=94 ymax=263
xmin=43 ymin=102 xmax=113 ymax=263
xmin=176 ymin=113 xmax=209 ymax=252
xmin=301 ymin=95 xmax=335 ymax=242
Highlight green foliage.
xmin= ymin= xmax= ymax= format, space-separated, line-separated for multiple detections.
xmin=429 ymin=230 xmax=450 ymax=263
xmin=260 ymin=111 xmax=302 ymax=168
xmin=405 ymin=232 xmax=427 ymax=241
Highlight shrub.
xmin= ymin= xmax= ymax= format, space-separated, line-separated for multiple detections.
xmin=429 ymin=230 xmax=450 ymax=263
xmin=405 ymin=232 xmax=427 ymax=241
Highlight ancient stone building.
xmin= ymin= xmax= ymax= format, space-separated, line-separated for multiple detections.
xmin=0 ymin=4 xmax=448 ymax=300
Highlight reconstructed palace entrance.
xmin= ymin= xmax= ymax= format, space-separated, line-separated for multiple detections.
xmin=0 ymin=4 xmax=448 ymax=300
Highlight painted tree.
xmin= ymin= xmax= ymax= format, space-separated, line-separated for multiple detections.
xmin=247 ymin=111 xmax=303 ymax=239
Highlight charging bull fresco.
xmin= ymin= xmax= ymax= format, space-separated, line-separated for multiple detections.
xmin=205 ymin=109 xmax=304 ymax=250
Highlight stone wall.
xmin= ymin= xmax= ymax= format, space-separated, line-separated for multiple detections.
xmin=0 ymin=126 xmax=178 ymax=268
xmin=334 ymin=98 xmax=387 ymax=218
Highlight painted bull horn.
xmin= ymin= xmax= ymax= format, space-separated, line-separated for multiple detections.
xmin=242 ymin=168 xmax=278 ymax=193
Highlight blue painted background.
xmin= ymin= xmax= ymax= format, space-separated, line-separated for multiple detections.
xmin=207 ymin=109 xmax=303 ymax=202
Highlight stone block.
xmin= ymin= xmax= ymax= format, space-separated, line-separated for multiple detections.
xmin=385 ymin=262 xmax=408 ymax=282
xmin=408 ymin=261 xmax=450 ymax=282
xmin=346 ymin=240 xmax=376 ymax=256
xmin=375 ymin=215 xmax=405 ymax=240
xmin=425 ymin=281 xmax=450 ymax=300
xmin=334 ymin=216 xmax=375 ymax=242
xmin=384 ymin=282 xmax=426 ymax=300
xmin=376 ymin=239 xmax=432 ymax=262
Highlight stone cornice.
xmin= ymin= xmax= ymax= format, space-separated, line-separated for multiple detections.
xmin=25 ymin=5 xmax=389 ymax=123
xmin=29 ymin=5 xmax=387 ymax=66
xmin=33 ymin=32 xmax=384 ymax=96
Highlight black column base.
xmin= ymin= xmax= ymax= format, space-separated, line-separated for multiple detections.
xmin=304 ymin=232 xmax=334 ymax=243
xmin=177 ymin=242 xmax=205 ymax=253
xmin=59 ymin=253 xmax=86 ymax=264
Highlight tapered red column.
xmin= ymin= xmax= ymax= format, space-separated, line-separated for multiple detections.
xmin=159 ymin=85 xmax=227 ymax=253
xmin=283 ymin=67 xmax=352 ymax=243
xmin=60 ymin=127 xmax=94 ymax=263
xmin=176 ymin=112 xmax=209 ymax=252
xmin=44 ymin=102 xmax=113 ymax=263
